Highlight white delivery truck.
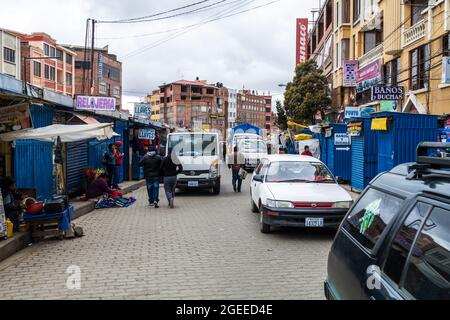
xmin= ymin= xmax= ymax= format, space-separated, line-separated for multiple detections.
xmin=166 ymin=132 xmax=221 ymax=194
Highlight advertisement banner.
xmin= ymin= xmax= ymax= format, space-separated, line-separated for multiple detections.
xmin=334 ymin=133 xmax=351 ymax=146
xmin=75 ymin=96 xmax=116 ymax=111
xmin=371 ymin=86 xmax=404 ymax=100
xmin=0 ymin=103 xmax=32 ymax=133
xmin=343 ymin=60 xmax=358 ymax=87
xmin=380 ymin=101 xmax=397 ymax=112
xmin=347 ymin=125 xmax=362 ymax=137
xmin=296 ymin=18 xmax=309 ymax=65
xmin=138 ymin=128 xmax=156 ymax=140
xmin=359 ymin=106 xmax=376 ymax=117
xmin=134 ymin=103 xmax=152 ymax=118
xmin=357 ymin=60 xmax=382 ymax=93
xmin=324 ymin=127 xmax=333 ymax=138
xmin=344 ymin=106 xmax=360 ymax=118
xmin=98 ymin=53 xmax=103 ymax=81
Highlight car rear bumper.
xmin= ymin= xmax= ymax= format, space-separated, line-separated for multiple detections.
xmin=261 ymin=206 xmax=347 ymax=228
xmin=177 ymin=177 xmax=220 ymax=189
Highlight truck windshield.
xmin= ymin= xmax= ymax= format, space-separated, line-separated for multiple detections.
xmin=168 ymin=134 xmax=217 ymax=157
xmin=238 ymin=139 xmax=267 ymax=153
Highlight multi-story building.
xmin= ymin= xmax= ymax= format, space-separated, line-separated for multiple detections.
xmin=309 ymin=0 xmax=334 ymax=120
xmin=213 ymin=85 xmax=227 ymax=137
xmin=158 ymin=79 xmax=220 ymax=130
xmin=330 ymin=0 xmax=450 ymax=117
xmin=16 ymin=32 xmax=75 ymax=96
xmin=236 ymin=90 xmax=272 ymax=130
xmin=0 ymin=29 xmax=21 ymax=79
xmin=63 ymin=45 xmax=122 ymax=109
xmin=227 ymin=88 xmax=237 ymax=128
xmin=147 ymin=89 xmax=161 ymax=121
xmin=263 ymin=95 xmax=273 ymax=131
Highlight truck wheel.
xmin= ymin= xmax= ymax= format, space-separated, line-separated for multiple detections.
xmin=212 ymin=179 xmax=221 ymax=195
xmin=260 ymin=208 xmax=271 ymax=233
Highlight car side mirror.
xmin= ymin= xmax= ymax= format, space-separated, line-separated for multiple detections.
xmin=253 ymin=174 xmax=263 ymax=182
xmin=336 ymin=176 xmax=344 ymax=184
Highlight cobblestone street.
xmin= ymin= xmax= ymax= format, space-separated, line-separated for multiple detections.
xmin=0 ymin=166 xmax=335 ymax=300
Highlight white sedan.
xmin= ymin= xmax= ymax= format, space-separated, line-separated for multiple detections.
xmin=250 ymin=154 xmax=353 ymax=233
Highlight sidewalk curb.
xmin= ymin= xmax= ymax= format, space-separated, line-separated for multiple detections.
xmin=0 ymin=179 xmax=146 ymax=263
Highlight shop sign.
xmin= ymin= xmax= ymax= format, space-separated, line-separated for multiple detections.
xmin=0 ymin=103 xmax=32 ymax=133
xmin=134 ymin=103 xmax=152 ymax=117
xmin=324 ymin=127 xmax=333 ymax=138
xmin=138 ymin=128 xmax=156 ymax=140
xmin=356 ymin=60 xmax=382 ymax=93
xmin=25 ymin=84 xmax=44 ymax=99
xmin=98 ymin=53 xmax=103 ymax=81
xmin=344 ymin=106 xmax=360 ymax=118
xmin=359 ymin=106 xmax=376 ymax=117
xmin=348 ymin=125 xmax=362 ymax=137
xmin=380 ymin=101 xmax=397 ymax=112
xmin=442 ymin=57 xmax=450 ymax=84
xmin=371 ymin=86 xmax=404 ymax=100
xmin=334 ymin=133 xmax=351 ymax=146
xmin=75 ymin=96 xmax=116 ymax=111
xmin=343 ymin=60 xmax=358 ymax=87
xmin=296 ymin=18 xmax=309 ymax=65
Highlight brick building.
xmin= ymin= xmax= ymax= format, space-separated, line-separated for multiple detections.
xmin=146 ymin=89 xmax=161 ymax=122
xmin=17 ymin=32 xmax=75 ymax=96
xmin=159 ymin=80 xmax=224 ymax=131
xmin=236 ymin=90 xmax=272 ymax=131
xmin=63 ymin=45 xmax=122 ymax=109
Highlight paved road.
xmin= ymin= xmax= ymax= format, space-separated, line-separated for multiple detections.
xmin=0 ymin=165 xmax=336 ymax=300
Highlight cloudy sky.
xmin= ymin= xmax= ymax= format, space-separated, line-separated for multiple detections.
xmin=1 ymin=0 xmax=316 ymax=110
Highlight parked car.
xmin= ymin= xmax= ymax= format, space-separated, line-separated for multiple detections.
xmin=166 ymin=132 xmax=221 ymax=194
xmin=325 ymin=142 xmax=450 ymax=300
xmin=250 ymin=154 xmax=353 ymax=233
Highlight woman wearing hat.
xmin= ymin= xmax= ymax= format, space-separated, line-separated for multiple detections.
xmin=113 ymin=141 xmax=124 ymax=189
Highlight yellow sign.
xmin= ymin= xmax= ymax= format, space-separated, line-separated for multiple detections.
xmin=371 ymin=118 xmax=388 ymax=131
xmin=202 ymin=124 xmax=211 ymax=130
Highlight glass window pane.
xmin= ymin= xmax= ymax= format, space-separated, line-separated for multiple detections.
xmin=403 ymin=207 xmax=450 ymax=300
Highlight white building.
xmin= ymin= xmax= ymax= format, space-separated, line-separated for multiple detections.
xmin=0 ymin=29 xmax=21 ymax=79
xmin=228 ymin=88 xmax=237 ymax=128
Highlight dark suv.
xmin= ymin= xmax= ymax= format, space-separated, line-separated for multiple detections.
xmin=325 ymin=142 xmax=450 ymax=300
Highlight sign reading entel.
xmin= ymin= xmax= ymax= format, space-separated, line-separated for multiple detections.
xmin=296 ymin=18 xmax=309 ymax=65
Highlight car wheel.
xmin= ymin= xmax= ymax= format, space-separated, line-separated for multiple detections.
xmin=251 ymin=196 xmax=258 ymax=213
xmin=212 ymin=179 xmax=221 ymax=195
xmin=260 ymin=207 xmax=271 ymax=233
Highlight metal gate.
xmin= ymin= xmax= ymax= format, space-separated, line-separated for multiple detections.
xmin=66 ymin=141 xmax=89 ymax=195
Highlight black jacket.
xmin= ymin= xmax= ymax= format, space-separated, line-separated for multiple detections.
xmin=139 ymin=152 xmax=162 ymax=177
xmin=160 ymin=156 xmax=183 ymax=177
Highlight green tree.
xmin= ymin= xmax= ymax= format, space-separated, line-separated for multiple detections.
xmin=274 ymin=100 xmax=288 ymax=130
xmin=283 ymin=60 xmax=331 ymax=124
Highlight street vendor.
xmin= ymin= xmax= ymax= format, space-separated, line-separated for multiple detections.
xmin=1 ymin=177 xmax=24 ymax=232
xmin=85 ymin=173 xmax=116 ymax=199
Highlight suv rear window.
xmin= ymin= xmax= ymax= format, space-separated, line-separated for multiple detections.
xmin=343 ymin=188 xmax=403 ymax=251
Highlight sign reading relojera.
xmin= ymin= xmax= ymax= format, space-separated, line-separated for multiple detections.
xmin=75 ymin=96 xmax=116 ymax=111
xmin=371 ymin=86 xmax=404 ymax=101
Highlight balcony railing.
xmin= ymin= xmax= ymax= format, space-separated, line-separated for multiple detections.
xmin=403 ymin=19 xmax=425 ymax=48
xmin=359 ymin=44 xmax=384 ymax=67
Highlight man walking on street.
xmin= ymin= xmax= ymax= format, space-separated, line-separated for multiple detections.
xmin=139 ymin=146 xmax=162 ymax=208
xmin=160 ymin=148 xmax=183 ymax=208
xmin=228 ymin=146 xmax=244 ymax=192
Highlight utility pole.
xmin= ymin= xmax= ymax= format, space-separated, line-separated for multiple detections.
xmin=90 ymin=19 xmax=96 ymax=93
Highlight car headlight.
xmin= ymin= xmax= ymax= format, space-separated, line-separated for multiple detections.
xmin=209 ymin=160 xmax=219 ymax=178
xmin=333 ymin=201 xmax=353 ymax=209
xmin=266 ymin=199 xmax=294 ymax=208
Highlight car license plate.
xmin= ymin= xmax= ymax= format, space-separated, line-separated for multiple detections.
xmin=188 ymin=181 xmax=199 ymax=187
xmin=305 ymin=217 xmax=324 ymax=227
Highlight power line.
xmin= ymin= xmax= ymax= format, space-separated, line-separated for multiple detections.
xmin=121 ymin=0 xmax=280 ymax=60
xmin=97 ymin=0 xmax=212 ymax=23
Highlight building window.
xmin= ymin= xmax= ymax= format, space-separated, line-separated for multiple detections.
xmin=44 ymin=43 xmax=56 ymax=57
xmin=75 ymin=60 xmax=91 ymax=69
xmin=353 ymin=35 xmax=357 ymax=59
xmin=44 ymin=65 xmax=55 ymax=81
xmin=384 ymin=58 xmax=400 ymax=86
xmin=99 ymin=82 xmax=107 ymax=95
xmin=33 ymin=61 xmax=41 ymax=77
xmin=65 ymin=72 xmax=72 ymax=86
xmin=341 ymin=39 xmax=350 ymax=65
xmin=410 ymin=0 xmax=427 ymax=26
xmin=342 ymin=0 xmax=350 ymax=23
xmin=56 ymin=49 xmax=63 ymax=61
xmin=177 ymin=106 xmax=185 ymax=113
xmin=3 ymin=47 xmax=15 ymax=64
xmin=410 ymin=44 xmax=430 ymax=90
xmin=443 ymin=34 xmax=450 ymax=56
xmin=353 ymin=0 xmax=360 ymax=22
xmin=113 ymin=86 xmax=120 ymax=98
xmin=66 ymin=54 xmax=73 ymax=65
xmin=364 ymin=29 xmax=383 ymax=54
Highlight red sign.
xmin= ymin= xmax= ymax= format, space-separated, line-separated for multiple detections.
xmin=296 ymin=18 xmax=309 ymax=65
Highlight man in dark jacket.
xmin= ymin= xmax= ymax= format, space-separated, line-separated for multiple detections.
xmin=227 ymin=146 xmax=245 ymax=192
xmin=139 ymin=146 xmax=162 ymax=207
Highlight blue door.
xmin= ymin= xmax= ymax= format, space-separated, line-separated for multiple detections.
xmin=377 ymin=131 xmax=393 ymax=173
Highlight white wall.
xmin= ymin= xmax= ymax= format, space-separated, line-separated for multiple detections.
xmin=0 ymin=29 xmax=21 ymax=79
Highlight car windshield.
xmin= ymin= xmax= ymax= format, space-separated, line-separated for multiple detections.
xmin=265 ymin=161 xmax=335 ymax=183
xmin=238 ymin=139 xmax=266 ymax=153
xmin=168 ymin=134 xmax=217 ymax=157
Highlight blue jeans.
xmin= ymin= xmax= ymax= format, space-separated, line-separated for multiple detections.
xmin=232 ymin=171 xmax=242 ymax=192
xmin=146 ymin=176 xmax=160 ymax=204
xmin=112 ymin=166 xmax=121 ymax=189
xmin=163 ymin=176 xmax=177 ymax=201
